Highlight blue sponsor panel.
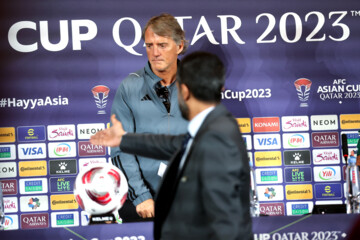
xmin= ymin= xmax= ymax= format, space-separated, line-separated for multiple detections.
xmin=17 ymin=126 xmax=46 ymax=142
xmin=284 ymin=167 xmax=312 ymax=183
xmin=314 ymin=183 xmax=342 ymax=199
xmin=49 ymin=176 xmax=76 ymax=193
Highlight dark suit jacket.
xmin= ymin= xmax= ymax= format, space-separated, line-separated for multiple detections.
xmin=121 ymin=104 xmax=253 ymax=240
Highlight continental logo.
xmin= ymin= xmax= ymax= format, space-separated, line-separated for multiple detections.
xmin=285 ymin=184 xmax=313 ymax=200
xmin=50 ymin=194 xmax=78 ymax=210
xmin=254 ymin=151 xmax=282 ymax=167
xmin=340 ymin=114 xmax=360 ymax=129
xmin=0 ymin=127 xmax=15 ymax=143
xmin=253 ymin=117 xmax=280 ymax=133
xmin=236 ymin=118 xmax=251 ymax=133
xmin=19 ymin=161 xmax=47 ymax=177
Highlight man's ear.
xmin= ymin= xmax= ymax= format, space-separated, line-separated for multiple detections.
xmin=180 ymin=83 xmax=190 ymax=101
xmin=176 ymin=40 xmax=184 ymax=55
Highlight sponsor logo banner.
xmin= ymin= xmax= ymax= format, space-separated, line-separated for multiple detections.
xmin=3 ymin=214 xmax=19 ymax=230
xmin=21 ymin=213 xmax=49 ymax=229
xmin=255 ymin=168 xmax=283 ymax=184
xmin=51 ymin=211 xmax=79 ymax=227
xmin=284 ymin=167 xmax=312 ymax=183
xmin=281 ymin=116 xmax=309 ymax=132
xmin=20 ymin=195 xmax=49 ymax=212
xmin=314 ymin=166 xmax=341 ymax=182
xmin=50 ymin=194 xmax=78 ymax=210
xmin=49 ymin=177 xmax=76 ymax=193
xmin=3 ymin=197 xmax=18 ymax=213
xmin=19 ymin=178 xmax=48 ymax=195
xmin=77 ymin=123 xmax=105 ymax=140
xmin=18 ymin=143 xmax=47 ymax=159
xmin=78 ymin=158 xmax=107 ymax=171
xmin=312 ymin=132 xmax=339 ymax=148
xmin=310 ymin=115 xmax=338 ymax=131
xmin=49 ymin=159 xmax=77 ymax=175
xmin=253 ymin=117 xmax=280 ymax=133
xmin=19 ymin=161 xmax=47 ymax=177
xmin=254 ymin=151 xmax=282 ymax=167
xmin=17 ymin=126 xmax=46 ymax=142
xmin=257 ymin=185 xmax=284 ymax=201
xmin=314 ymin=183 xmax=342 ymax=199
xmin=243 ymin=135 xmax=252 ymax=150
xmin=312 ymin=149 xmax=340 ymax=165
xmin=254 ymin=134 xmax=281 ymax=150
xmin=259 ymin=203 xmax=285 ymax=216
xmin=78 ymin=141 xmax=106 ymax=157
xmin=285 ymin=184 xmax=313 ymax=200
xmin=283 ymin=150 xmax=311 ymax=166
xmin=0 ymin=144 xmax=16 ymax=160
xmin=286 ymin=201 xmax=314 ymax=216
xmin=236 ymin=118 xmax=251 ymax=133
xmin=282 ymin=133 xmax=310 ymax=149
xmin=0 ymin=127 xmax=15 ymax=143
xmin=1 ymin=179 xmax=17 ymax=195
xmin=48 ymin=142 xmax=77 ymax=158
xmin=340 ymin=114 xmax=360 ymax=130
xmin=340 ymin=131 xmax=359 ymax=147
xmin=0 ymin=162 xmax=17 ymax=178
xmin=81 ymin=211 xmax=90 ymax=226
xmin=47 ymin=125 xmax=76 ymax=141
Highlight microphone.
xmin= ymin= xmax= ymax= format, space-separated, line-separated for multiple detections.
xmin=342 ymin=134 xmax=349 ymax=164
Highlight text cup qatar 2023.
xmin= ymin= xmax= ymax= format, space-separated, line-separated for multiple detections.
xmin=73 ymin=164 xmax=128 ymax=224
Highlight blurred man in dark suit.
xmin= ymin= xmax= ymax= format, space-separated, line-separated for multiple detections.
xmin=91 ymin=51 xmax=253 ymax=240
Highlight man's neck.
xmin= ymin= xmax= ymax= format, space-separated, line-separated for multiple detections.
xmin=156 ymin=69 xmax=177 ymax=86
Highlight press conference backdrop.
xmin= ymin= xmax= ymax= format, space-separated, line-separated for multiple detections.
xmin=0 ymin=0 xmax=360 ymax=232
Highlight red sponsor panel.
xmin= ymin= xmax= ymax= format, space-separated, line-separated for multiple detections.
xmin=78 ymin=141 xmax=106 ymax=157
xmin=259 ymin=202 xmax=285 ymax=216
xmin=253 ymin=117 xmax=280 ymax=133
xmin=312 ymin=132 xmax=339 ymax=148
xmin=1 ymin=179 xmax=17 ymax=195
xmin=21 ymin=213 xmax=49 ymax=229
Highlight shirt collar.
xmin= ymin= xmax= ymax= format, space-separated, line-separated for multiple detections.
xmin=188 ymin=106 xmax=215 ymax=138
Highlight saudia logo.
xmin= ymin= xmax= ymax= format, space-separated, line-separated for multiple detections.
xmin=294 ymin=78 xmax=312 ymax=107
xmin=92 ymin=85 xmax=110 ymax=115
xmin=288 ymin=134 xmax=304 ymax=147
xmin=319 ymin=167 xmax=336 ymax=180
xmin=54 ymin=143 xmax=71 ymax=156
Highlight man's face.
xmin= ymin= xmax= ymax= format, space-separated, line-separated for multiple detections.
xmin=144 ymin=27 xmax=183 ymax=74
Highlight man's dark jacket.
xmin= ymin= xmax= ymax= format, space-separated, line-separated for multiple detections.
xmin=121 ymin=104 xmax=253 ymax=240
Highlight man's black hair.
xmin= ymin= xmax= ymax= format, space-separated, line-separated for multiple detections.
xmin=177 ymin=51 xmax=225 ymax=103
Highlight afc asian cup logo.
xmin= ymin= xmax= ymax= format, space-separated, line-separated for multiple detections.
xmin=294 ymin=78 xmax=312 ymax=107
xmin=92 ymin=85 xmax=110 ymax=115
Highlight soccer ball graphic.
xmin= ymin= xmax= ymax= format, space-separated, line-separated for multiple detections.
xmin=73 ymin=164 xmax=128 ymax=215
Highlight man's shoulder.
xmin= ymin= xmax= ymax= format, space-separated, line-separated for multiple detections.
xmin=121 ymin=68 xmax=146 ymax=86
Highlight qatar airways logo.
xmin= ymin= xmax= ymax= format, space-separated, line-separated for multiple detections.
xmin=92 ymin=85 xmax=110 ymax=115
xmin=281 ymin=116 xmax=309 ymax=132
xmin=47 ymin=125 xmax=76 ymax=141
xmin=294 ymin=78 xmax=312 ymax=107
xmin=313 ymin=149 xmax=340 ymax=165
xmin=312 ymin=132 xmax=339 ymax=148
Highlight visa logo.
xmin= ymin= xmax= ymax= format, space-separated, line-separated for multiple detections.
xmin=257 ymin=138 xmax=278 ymax=145
xmin=18 ymin=143 xmax=46 ymax=159
xmin=254 ymin=134 xmax=281 ymax=150
xmin=21 ymin=147 xmax=44 ymax=155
